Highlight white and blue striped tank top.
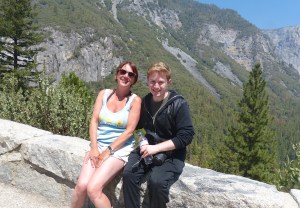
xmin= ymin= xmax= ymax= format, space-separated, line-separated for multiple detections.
xmin=97 ymin=89 xmax=136 ymax=147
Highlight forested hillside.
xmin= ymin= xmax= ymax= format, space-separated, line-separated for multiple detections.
xmin=2 ymin=0 xmax=300 ymax=173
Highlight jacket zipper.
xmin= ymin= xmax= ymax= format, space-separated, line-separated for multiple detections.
xmin=145 ymin=95 xmax=180 ymax=134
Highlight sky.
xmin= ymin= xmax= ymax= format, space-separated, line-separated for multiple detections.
xmin=198 ymin=0 xmax=300 ymax=30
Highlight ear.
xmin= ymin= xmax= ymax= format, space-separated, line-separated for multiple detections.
xmin=168 ymin=79 xmax=172 ymax=85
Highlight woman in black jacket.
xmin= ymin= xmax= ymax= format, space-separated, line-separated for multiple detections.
xmin=123 ymin=62 xmax=195 ymax=208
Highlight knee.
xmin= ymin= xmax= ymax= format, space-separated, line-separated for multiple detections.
xmin=123 ymin=168 xmax=141 ymax=186
xmin=122 ymin=168 xmax=133 ymax=183
xmin=74 ymin=180 xmax=88 ymax=195
xmin=87 ymin=182 xmax=102 ymax=200
xmin=148 ymin=176 xmax=165 ymax=191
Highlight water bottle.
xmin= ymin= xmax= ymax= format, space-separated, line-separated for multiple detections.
xmin=138 ymin=132 xmax=153 ymax=165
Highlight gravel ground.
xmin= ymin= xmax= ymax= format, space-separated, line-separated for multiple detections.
xmin=0 ymin=182 xmax=68 ymax=208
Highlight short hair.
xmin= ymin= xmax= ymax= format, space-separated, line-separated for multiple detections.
xmin=147 ymin=62 xmax=171 ymax=80
xmin=115 ymin=60 xmax=138 ymax=85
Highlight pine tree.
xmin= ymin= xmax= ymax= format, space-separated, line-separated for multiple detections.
xmin=218 ymin=63 xmax=278 ymax=184
xmin=0 ymin=0 xmax=43 ymax=88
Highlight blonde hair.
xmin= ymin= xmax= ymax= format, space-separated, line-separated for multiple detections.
xmin=147 ymin=62 xmax=171 ymax=80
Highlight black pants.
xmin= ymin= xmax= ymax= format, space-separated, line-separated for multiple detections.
xmin=122 ymin=149 xmax=185 ymax=208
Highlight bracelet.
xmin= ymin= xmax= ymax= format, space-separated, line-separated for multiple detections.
xmin=108 ymin=145 xmax=115 ymax=155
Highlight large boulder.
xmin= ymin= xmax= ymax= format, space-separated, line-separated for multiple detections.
xmin=0 ymin=119 xmax=299 ymax=207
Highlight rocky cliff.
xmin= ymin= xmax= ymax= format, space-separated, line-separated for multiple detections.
xmin=263 ymin=26 xmax=300 ymax=76
xmin=36 ymin=27 xmax=122 ymax=82
xmin=34 ymin=0 xmax=300 ymax=94
xmin=0 ymin=119 xmax=299 ymax=208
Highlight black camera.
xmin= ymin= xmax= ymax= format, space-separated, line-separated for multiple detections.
xmin=153 ymin=153 xmax=168 ymax=166
xmin=144 ymin=131 xmax=172 ymax=166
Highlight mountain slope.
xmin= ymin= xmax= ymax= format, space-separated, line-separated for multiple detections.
xmin=33 ymin=0 xmax=300 ymax=165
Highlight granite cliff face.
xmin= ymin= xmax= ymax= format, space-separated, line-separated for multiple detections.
xmin=35 ymin=24 xmax=278 ymax=85
xmin=34 ymin=0 xmax=300 ymax=91
xmin=35 ymin=0 xmax=185 ymax=83
xmin=36 ymin=27 xmax=122 ymax=82
xmin=197 ymin=24 xmax=275 ymax=72
xmin=263 ymin=26 xmax=300 ymax=76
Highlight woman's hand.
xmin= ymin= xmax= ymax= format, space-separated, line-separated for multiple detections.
xmin=97 ymin=149 xmax=110 ymax=166
xmin=85 ymin=146 xmax=112 ymax=168
xmin=87 ymin=147 xmax=101 ymax=168
xmin=92 ymin=148 xmax=111 ymax=168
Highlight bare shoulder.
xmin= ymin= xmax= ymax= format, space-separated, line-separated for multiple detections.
xmin=95 ymin=89 xmax=107 ymax=101
xmin=99 ymin=89 xmax=108 ymax=95
xmin=131 ymin=94 xmax=142 ymax=104
xmin=132 ymin=94 xmax=142 ymax=101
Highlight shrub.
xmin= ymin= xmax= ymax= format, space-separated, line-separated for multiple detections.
xmin=0 ymin=71 xmax=94 ymax=139
xmin=276 ymin=144 xmax=300 ymax=192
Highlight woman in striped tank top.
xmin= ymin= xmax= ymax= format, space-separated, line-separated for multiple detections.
xmin=71 ymin=61 xmax=141 ymax=208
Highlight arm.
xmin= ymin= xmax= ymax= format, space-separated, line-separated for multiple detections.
xmin=141 ymin=140 xmax=176 ymax=158
xmin=170 ymin=101 xmax=195 ymax=149
xmin=88 ymin=89 xmax=105 ymax=167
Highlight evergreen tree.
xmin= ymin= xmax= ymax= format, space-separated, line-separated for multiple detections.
xmin=217 ymin=63 xmax=278 ymax=184
xmin=0 ymin=0 xmax=43 ymax=88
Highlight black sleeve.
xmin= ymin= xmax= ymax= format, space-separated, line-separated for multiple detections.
xmin=171 ymin=100 xmax=195 ymax=149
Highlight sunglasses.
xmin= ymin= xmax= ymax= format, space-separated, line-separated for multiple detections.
xmin=118 ymin=69 xmax=136 ymax=78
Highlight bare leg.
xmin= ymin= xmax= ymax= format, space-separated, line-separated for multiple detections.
xmin=71 ymin=153 xmax=96 ymax=208
xmin=87 ymin=156 xmax=124 ymax=208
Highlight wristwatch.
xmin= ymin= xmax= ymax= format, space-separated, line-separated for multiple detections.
xmin=107 ymin=145 xmax=115 ymax=155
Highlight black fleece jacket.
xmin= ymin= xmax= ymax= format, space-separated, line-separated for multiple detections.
xmin=137 ymin=90 xmax=195 ymax=161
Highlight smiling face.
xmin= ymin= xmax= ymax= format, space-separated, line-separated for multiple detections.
xmin=146 ymin=62 xmax=172 ymax=102
xmin=115 ymin=61 xmax=138 ymax=86
xmin=116 ymin=63 xmax=137 ymax=87
xmin=147 ymin=71 xmax=171 ymax=102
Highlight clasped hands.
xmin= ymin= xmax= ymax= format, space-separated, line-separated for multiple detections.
xmin=85 ymin=147 xmax=109 ymax=168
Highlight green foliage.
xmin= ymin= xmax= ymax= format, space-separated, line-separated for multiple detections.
xmin=30 ymin=71 xmax=93 ymax=138
xmin=35 ymin=0 xmax=118 ymax=34
xmin=216 ymin=64 xmax=278 ymax=184
xmin=0 ymin=71 xmax=93 ymax=139
xmin=187 ymin=136 xmax=216 ymax=168
xmin=0 ymin=74 xmax=30 ymax=123
xmin=276 ymin=144 xmax=300 ymax=192
xmin=0 ymin=0 xmax=44 ymax=88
